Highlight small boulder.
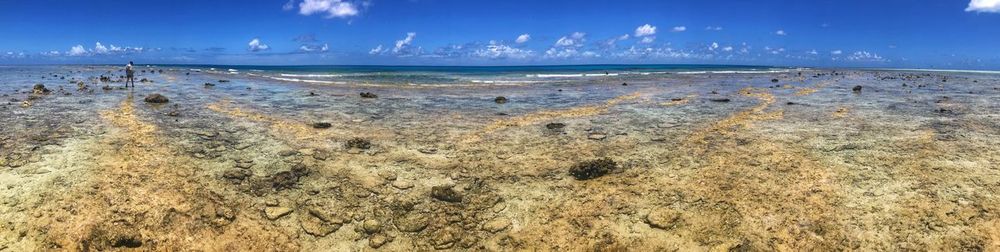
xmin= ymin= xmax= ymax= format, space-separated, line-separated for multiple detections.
xmin=204 ymin=82 xmax=215 ymax=87
xmin=345 ymin=138 xmax=371 ymax=150
xmin=709 ymin=98 xmax=731 ymax=103
xmin=143 ymin=94 xmax=169 ymax=103
xmin=494 ymin=96 xmax=508 ymax=104
xmin=545 ymin=122 xmax=566 ymax=130
xmin=645 ymin=209 xmax=682 ymax=230
xmin=771 ymin=78 xmax=779 ymax=83
xmin=852 ymin=85 xmax=863 ymax=92
xmin=32 ymin=84 xmax=50 ymax=95
xmin=264 ymin=207 xmax=293 ymax=220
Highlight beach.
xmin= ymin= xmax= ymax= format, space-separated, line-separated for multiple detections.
xmin=0 ymin=65 xmax=998 ymax=250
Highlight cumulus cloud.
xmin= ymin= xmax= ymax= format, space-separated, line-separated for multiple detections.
xmin=68 ymin=45 xmax=88 ymax=56
xmin=635 ymin=24 xmax=657 ymax=37
xmin=705 ymin=26 xmax=723 ymax=31
xmin=967 ymin=0 xmax=1000 ymax=12
xmin=369 ymin=45 xmax=384 ymax=55
xmin=555 ymin=32 xmax=586 ymax=47
xmin=831 ymin=50 xmax=843 ymax=55
xmin=94 ymin=42 xmax=109 ymax=54
xmin=846 ymin=51 xmax=886 ymax=61
xmin=709 ymin=42 xmax=719 ymax=51
xmin=393 ymin=32 xmax=417 ymax=53
xmin=639 ymin=37 xmax=656 ymax=44
xmin=672 ymin=26 xmax=686 ymax=32
xmin=248 ymin=38 xmax=270 ymax=52
xmin=516 ymin=34 xmax=531 ymax=44
xmin=775 ymin=30 xmax=787 ymax=36
xmin=808 ymin=49 xmax=819 ymax=55
xmin=299 ymin=43 xmax=329 ymax=52
xmin=722 ymin=46 xmax=733 ymax=52
xmin=475 ymin=40 xmax=534 ymax=59
xmin=298 ymin=0 xmax=360 ymax=18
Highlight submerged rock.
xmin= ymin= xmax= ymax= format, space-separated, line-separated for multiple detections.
xmin=709 ymin=98 xmax=731 ymax=103
xmin=852 ymin=85 xmax=863 ymax=93
xmin=568 ymin=158 xmax=618 ymax=180
xmin=204 ymin=82 xmax=215 ymax=87
xmin=144 ymin=94 xmax=169 ymax=103
xmin=311 ymin=122 xmax=332 ymax=129
xmin=545 ymin=122 xmax=566 ymax=130
xmin=494 ymin=96 xmax=508 ymax=104
xmin=360 ymin=92 xmax=378 ymax=99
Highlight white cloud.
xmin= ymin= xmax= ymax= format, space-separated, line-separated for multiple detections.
xmin=283 ymin=0 xmax=295 ymax=10
xmin=722 ymin=46 xmax=733 ymax=52
xmin=672 ymin=26 xmax=686 ymax=32
xmin=705 ymin=26 xmax=723 ymax=31
xmin=618 ymin=34 xmax=630 ymax=40
xmin=639 ymin=36 xmax=656 ymax=44
xmin=298 ymin=0 xmax=360 ymax=18
xmin=967 ymin=0 xmax=1000 ymax=12
xmin=393 ymin=32 xmax=416 ymax=53
xmin=369 ymin=45 xmax=384 ymax=55
xmin=846 ymin=51 xmax=885 ymax=61
xmin=709 ymin=42 xmax=719 ymax=51
xmin=68 ymin=45 xmax=87 ymax=56
xmin=516 ymin=34 xmax=531 ymax=44
xmin=299 ymin=43 xmax=329 ymax=52
xmin=94 ymin=42 xmax=109 ymax=54
xmin=775 ymin=30 xmax=787 ymax=36
xmin=555 ymin=32 xmax=586 ymax=47
xmin=831 ymin=50 xmax=843 ymax=55
xmin=808 ymin=49 xmax=819 ymax=55
xmin=635 ymin=24 xmax=657 ymax=37
xmin=475 ymin=40 xmax=534 ymax=59
xmin=248 ymin=38 xmax=270 ymax=52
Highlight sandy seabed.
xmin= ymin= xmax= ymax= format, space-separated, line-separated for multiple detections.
xmin=0 ymin=67 xmax=999 ymax=251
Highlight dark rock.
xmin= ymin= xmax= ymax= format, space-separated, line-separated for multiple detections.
xmin=709 ymin=98 xmax=731 ymax=103
xmin=143 ymin=94 xmax=169 ymax=103
xmin=311 ymin=122 xmax=332 ymax=129
xmin=545 ymin=122 xmax=566 ymax=130
xmin=204 ymin=82 xmax=215 ymax=87
xmin=219 ymin=79 xmax=230 ymax=83
xmin=394 ymin=214 xmax=429 ymax=232
xmin=494 ymin=96 xmax=508 ymax=104
xmin=431 ymin=185 xmax=463 ymax=203
xmin=222 ymin=169 xmax=251 ymax=183
xmin=360 ymin=92 xmax=378 ymax=99
xmin=167 ymin=110 xmax=180 ymax=117
xmin=32 ymin=84 xmax=50 ymax=95
xmin=345 ymin=138 xmax=371 ymax=150
xmin=771 ymin=79 xmax=779 ymax=83
xmin=852 ymin=85 xmax=863 ymax=92
xmin=622 ymin=82 xmax=628 ymax=86
xmin=568 ymin=158 xmax=618 ymax=180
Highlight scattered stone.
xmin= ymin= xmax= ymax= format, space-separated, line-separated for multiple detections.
xmin=852 ymin=85 xmax=863 ymax=93
xmin=418 ymin=147 xmax=437 ymax=154
xmin=362 ymin=219 xmax=382 ymax=234
xmin=219 ymin=79 xmax=230 ymax=83
xmin=587 ymin=133 xmax=607 ymax=140
xmin=482 ymin=218 xmax=511 ymax=233
xmin=391 ymin=180 xmax=414 ymax=190
xmin=431 ymin=185 xmax=463 ymax=203
xmin=568 ymin=158 xmax=618 ymax=180
xmin=430 ymin=228 xmax=459 ymax=249
xmin=204 ymin=82 xmax=215 ymax=87
xmin=369 ymin=234 xmax=390 ymax=248
xmin=709 ymin=98 xmax=731 ymax=103
xmin=102 ymin=85 xmax=113 ymax=91
xmin=771 ymin=78 xmax=779 ymax=83
xmin=622 ymin=82 xmax=628 ymax=86
xmin=311 ymin=122 xmax=332 ymax=129
xmin=278 ymin=150 xmax=298 ymax=157
xmin=494 ymin=96 xmax=508 ymax=104
xmin=264 ymin=207 xmax=293 ymax=220
xmin=360 ymin=92 xmax=378 ymax=99
xmin=545 ymin=122 xmax=566 ymax=130
xmin=645 ymin=209 xmax=682 ymax=230
xmin=143 ymin=94 xmax=169 ymax=103
xmin=222 ymin=169 xmax=251 ymax=183
xmin=167 ymin=110 xmax=180 ymax=117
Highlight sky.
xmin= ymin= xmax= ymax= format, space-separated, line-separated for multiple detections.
xmin=1 ymin=0 xmax=999 ymax=69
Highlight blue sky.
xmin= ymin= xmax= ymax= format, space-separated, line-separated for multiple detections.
xmin=1 ymin=0 xmax=999 ymax=68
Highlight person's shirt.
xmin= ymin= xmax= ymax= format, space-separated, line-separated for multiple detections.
xmin=126 ymin=64 xmax=133 ymax=74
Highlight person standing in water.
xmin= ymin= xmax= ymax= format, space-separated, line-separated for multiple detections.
xmin=125 ymin=61 xmax=135 ymax=88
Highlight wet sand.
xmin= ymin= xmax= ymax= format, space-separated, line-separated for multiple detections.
xmin=1 ymin=67 xmax=999 ymax=250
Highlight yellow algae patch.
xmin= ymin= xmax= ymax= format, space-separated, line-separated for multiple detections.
xmin=661 ymin=95 xmax=696 ymax=107
xmin=832 ymin=107 xmax=849 ymax=118
xmin=207 ymin=100 xmax=332 ymax=141
xmin=481 ymin=92 xmax=641 ymax=134
xmin=795 ymin=87 xmax=818 ymax=96
xmin=685 ymin=88 xmax=783 ymax=148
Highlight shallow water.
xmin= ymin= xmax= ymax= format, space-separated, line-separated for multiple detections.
xmin=0 ymin=65 xmax=999 ymax=250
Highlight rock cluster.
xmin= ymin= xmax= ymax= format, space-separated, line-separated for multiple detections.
xmin=568 ymin=158 xmax=618 ymax=180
